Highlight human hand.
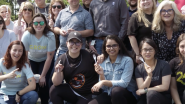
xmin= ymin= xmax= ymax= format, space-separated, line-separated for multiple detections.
xmin=49 ymin=19 xmax=54 ymax=28
xmin=97 ymin=54 xmax=104 ymax=64
xmin=18 ymin=11 xmax=23 ymax=20
xmin=94 ymin=63 xmax=104 ymax=75
xmin=136 ymin=55 xmax=142 ymax=64
xmin=91 ymin=81 xmax=103 ymax=93
xmin=15 ymin=93 xmax=20 ymax=103
xmin=89 ymin=45 xmax=97 ymax=53
xmin=67 ymin=28 xmax=75 ymax=33
xmin=55 ymin=63 xmax=64 ymax=72
xmin=6 ymin=68 xmax=19 ymax=79
xmin=39 ymin=76 xmax=46 ymax=87
xmin=136 ymin=89 xmax=145 ymax=96
xmin=146 ymin=66 xmax=153 ymax=77
xmin=60 ymin=29 xmax=67 ymax=36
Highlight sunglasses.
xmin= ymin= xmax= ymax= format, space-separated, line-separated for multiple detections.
xmin=0 ymin=20 xmax=4 ymax=24
xmin=52 ymin=5 xmax=62 ymax=9
xmin=23 ymin=8 xmax=32 ymax=12
xmin=33 ymin=21 xmax=45 ymax=26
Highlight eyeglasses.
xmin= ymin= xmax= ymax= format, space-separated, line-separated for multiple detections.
xmin=23 ymin=8 xmax=32 ymax=12
xmin=33 ymin=21 xmax=45 ymax=26
xmin=0 ymin=20 xmax=3 ymax=24
xmin=142 ymin=48 xmax=154 ymax=53
xmin=68 ymin=41 xmax=81 ymax=46
xmin=106 ymin=44 xmax=119 ymax=49
xmin=160 ymin=9 xmax=174 ymax=15
xmin=52 ymin=5 xmax=62 ymax=9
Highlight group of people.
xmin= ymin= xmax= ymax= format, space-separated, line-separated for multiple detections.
xmin=0 ymin=0 xmax=185 ymax=104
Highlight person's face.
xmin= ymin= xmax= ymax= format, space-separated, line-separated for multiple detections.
xmin=141 ymin=43 xmax=155 ymax=61
xmin=179 ymin=39 xmax=185 ymax=58
xmin=52 ymin=2 xmax=63 ymax=16
xmin=82 ymin=0 xmax=92 ymax=6
xmin=0 ymin=17 xmax=4 ymax=30
xmin=34 ymin=0 xmax=45 ymax=6
xmin=128 ymin=0 xmax=137 ymax=7
xmin=160 ymin=4 xmax=174 ymax=23
xmin=22 ymin=6 xmax=33 ymax=17
xmin=67 ymin=0 xmax=79 ymax=7
xmin=33 ymin=17 xmax=46 ymax=32
xmin=140 ymin=0 xmax=153 ymax=10
xmin=105 ymin=39 xmax=120 ymax=58
xmin=10 ymin=44 xmax=23 ymax=63
xmin=66 ymin=38 xmax=82 ymax=54
xmin=0 ymin=7 xmax=10 ymax=20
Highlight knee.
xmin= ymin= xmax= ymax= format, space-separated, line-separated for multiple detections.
xmin=147 ymin=90 xmax=158 ymax=100
xmin=22 ymin=91 xmax=38 ymax=103
xmin=49 ymin=85 xmax=59 ymax=99
xmin=111 ymin=87 xmax=126 ymax=98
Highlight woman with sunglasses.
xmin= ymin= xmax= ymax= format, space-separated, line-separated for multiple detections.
xmin=50 ymin=31 xmax=99 ymax=104
xmin=88 ymin=35 xmax=137 ymax=104
xmin=0 ymin=15 xmax=16 ymax=58
xmin=152 ymin=0 xmax=185 ymax=62
xmin=0 ymin=41 xmax=38 ymax=104
xmin=49 ymin=0 xmax=65 ymax=49
xmin=170 ymin=33 xmax=185 ymax=104
xmin=135 ymin=38 xmax=171 ymax=104
xmin=0 ymin=5 xmax=14 ymax=30
xmin=21 ymin=13 xmax=56 ymax=104
xmin=14 ymin=1 xmax=35 ymax=41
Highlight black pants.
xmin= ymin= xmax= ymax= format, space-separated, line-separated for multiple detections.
xmin=29 ymin=59 xmax=54 ymax=104
xmin=88 ymin=87 xmax=137 ymax=104
xmin=137 ymin=90 xmax=171 ymax=104
xmin=177 ymin=90 xmax=185 ymax=104
xmin=50 ymin=84 xmax=96 ymax=104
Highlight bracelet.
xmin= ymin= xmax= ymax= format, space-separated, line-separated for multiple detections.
xmin=16 ymin=91 xmax=21 ymax=96
xmin=144 ymin=87 xmax=148 ymax=93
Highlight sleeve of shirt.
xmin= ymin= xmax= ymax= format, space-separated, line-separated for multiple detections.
xmin=169 ymin=58 xmax=176 ymax=77
xmin=84 ymin=12 xmax=94 ymax=30
xmin=21 ymin=31 xmax=30 ymax=51
xmin=47 ymin=32 xmax=56 ymax=52
xmin=161 ymin=61 xmax=172 ymax=76
xmin=23 ymin=64 xmax=34 ymax=79
xmin=54 ymin=11 xmax=62 ymax=28
xmin=135 ymin=64 xmax=143 ymax=78
xmin=118 ymin=0 xmax=129 ymax=40
xmin=10 ymin=30 xmax=17 ymax=42
xmin=127 ymin=13 xmax=139 ymax=36
xmin=111 ymin=57 xmax=134 ymax=88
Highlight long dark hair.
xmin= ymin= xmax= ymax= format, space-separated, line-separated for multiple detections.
xmin=102 ymin=35 xmax=131 ymax=60
xmin=0 ymin=15 xmax=6 ymax=30
xmin=176 ymin=33 xmax=185 ymax=65
xmin=26 ymin=13 xmax=52 ymax=36
xmin=3 ymin=41 xmax=28 ymax=71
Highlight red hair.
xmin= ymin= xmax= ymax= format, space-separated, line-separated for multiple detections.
xmin=3 ymin=41 xmax=29 ymax=71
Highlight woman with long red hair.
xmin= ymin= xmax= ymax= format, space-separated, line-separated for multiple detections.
xmin=0 ymin=41 xmax=38 ymax=104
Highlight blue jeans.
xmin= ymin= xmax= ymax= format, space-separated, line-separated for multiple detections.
xmin=0 ymin=91 xmax=38 ymax=104
xmin=95 ymin=39 xmax=104 ymax=55
xmin=55 ymin=49 xmax=67 ymax=60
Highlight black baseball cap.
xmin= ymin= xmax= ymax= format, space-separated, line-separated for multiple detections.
xmin=67 ymin=31 xmax=82 ymax=42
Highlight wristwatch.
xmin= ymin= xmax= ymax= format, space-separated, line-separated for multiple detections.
xmin=16 ymin=91 xmax=21 ymax=96
xmin=144 ymin=87 xmax=148 ymax=93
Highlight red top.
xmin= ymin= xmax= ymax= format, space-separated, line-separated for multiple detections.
xmin=175 ymin=0 xmax=185 ymax=12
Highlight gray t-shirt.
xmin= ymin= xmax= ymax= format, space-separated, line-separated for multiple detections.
xmin=0 ymin=29 xmax=16 ymax=58
xmin=6 ymin=20 xmax=14 ymax=30
xmin=21 ymin=31 xmax=56 ymax=62
xmin=54 ymin=5 xmax=94 ymax=52
xmin=33 ymin=3 xmax=50 ymax=21
xmin=0 ymin=58 xmax=33 ymax=95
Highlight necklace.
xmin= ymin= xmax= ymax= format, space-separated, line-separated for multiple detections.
xmin=65 ymin=53 xmax=82 ymax=68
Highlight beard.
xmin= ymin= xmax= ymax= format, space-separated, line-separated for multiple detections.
xmin=129 ymin=2 xmax=137 ymax=8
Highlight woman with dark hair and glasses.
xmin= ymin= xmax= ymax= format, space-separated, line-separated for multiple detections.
xmin=14 ymin=1 xmax=35 ymax=41
xmin=50 ymin=31 xmax=99 ymax=104
xmin=21 ymin=13 xmax=56 ymax=104
xmin=152 ymin=0 xmax=185 ymax=62
xmin=88 ymin=35 xmax=137 ymax=104
xmin=0 ymin=15 xmax=16 ymax=58
xmin=135 ymin=38 xmax=172 ymax=104
xmin=0 ymin=41 xmax=38 ymax=104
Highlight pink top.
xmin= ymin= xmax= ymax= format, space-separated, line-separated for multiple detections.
xmin=175 ymin=0 xmax=185 ymax=12
xmin=13 ymin=19 xmax=27 ymax=41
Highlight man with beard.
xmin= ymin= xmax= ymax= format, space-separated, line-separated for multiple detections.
xmin=82 ymin=0 xmax=92 ymax=11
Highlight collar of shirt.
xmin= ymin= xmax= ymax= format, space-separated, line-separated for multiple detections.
xmin=105 ymin=55 xmax=122 ymax=64
xmin=66 ymin=5 xmax=83 ymax=13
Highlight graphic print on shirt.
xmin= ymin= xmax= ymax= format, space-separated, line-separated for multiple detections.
xmin=3 ymin=72 xmax=22 ymax=83
xmin=69 ymin=73 xmax=85 ymax=89
xmin=176 ymin=71 xmax=185 ymax=85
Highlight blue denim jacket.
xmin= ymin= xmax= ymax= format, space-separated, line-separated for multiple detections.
xmin=100 ymin=55 xmax=137 ymax=98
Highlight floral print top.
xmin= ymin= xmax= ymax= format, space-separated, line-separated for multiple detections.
xmin=152 ymin=20 xmax=185 ymax=62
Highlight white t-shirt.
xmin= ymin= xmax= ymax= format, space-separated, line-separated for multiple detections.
xmin=0 ymin=58 xmax=33 ymax=95
xmin=0 ymin=29 xmax=17 ymax=58
xmin=6 ymin=20 xmax=14 ymax=30
xmin=21 ymin=31 xmax=56 ymax=62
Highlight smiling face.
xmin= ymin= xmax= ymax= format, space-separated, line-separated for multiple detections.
xmin=22 ymin=6 xmax=33 ymax=18
xmin=128 ymin=0 xmax=137 ymax=7
xmin=10 ymin=44 xmax=23 ymax=64
xmin=0 ymin=7 xmax=10 ymax=20
xmin=52 ymin=2 xmax=63 ymax=16
xmin=32 ymin=17 xmax=46 ymax=32
xmin=140 ymin=0 xmax=153 ymax=11
xmin=141 ymin=42 xmax=155 ymax=61
xmin=160 ymin=4 xmax=174 ymax=23
xmin=105 ymin=39 xmax=120 ymax=58
xmin=66 ymin=38 xmax=82 ymax=55
xmin=179 ymin=39 xmax=185 ymax=58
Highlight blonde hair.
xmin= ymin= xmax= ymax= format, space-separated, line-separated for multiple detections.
xmin=137 ymin=0 xmax=156 ymax=27
xmin=152 ymin=0 xmax=182 ymax=33
xmin=20 ymin=1 xmax=35 ymax=17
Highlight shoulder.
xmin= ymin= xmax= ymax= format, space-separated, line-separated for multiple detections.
xmin=47 ymin=31 xmax=55 ymax=37
xmin=81 ymin=49 xmax=92 ymax=56
xmin=5 ymin=29 xmax=15 ymax=35
xmin=169 ymin=57 xmax=181 ymax=66
xmin=157 ymin=59 xmax=170 ymax=68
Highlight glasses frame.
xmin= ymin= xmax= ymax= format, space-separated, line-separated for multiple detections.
xmin=23 ymin=8 xmax=32 ymax=12
xmin=52 ymin=5 xmax=62 ymax=9
xmin=68 ymin=41 xmax=82 ymax=46
xmin=141 ymin=48 xmax=154 ymax=53
xmin=106 ymin=44 xmax=119 ymax=49
xmin=160 ymin=9 xmax=174 ymax=15
xmin=33 ymin=21 xmax=45 ymax=26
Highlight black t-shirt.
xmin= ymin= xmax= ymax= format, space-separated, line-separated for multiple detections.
xmin=169 ymin=57 xmax=185 ymax=96
xmin=135 ymin=59 xmax=171 ymax=96
xmin=127 ymin=13 xmax=153 ymax=44
xmin=55 ymin=49 xmax=99 ymax=95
